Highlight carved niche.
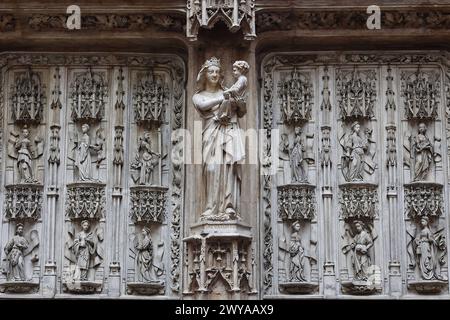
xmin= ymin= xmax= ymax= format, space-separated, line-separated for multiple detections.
xmin=133 ymin=71 xmax=169 ymax=127
xmin=0 ymin=223 xmax=40 ymax=293
xmin=339 ymin=121 xmax=377 ymax=182
xmin=278 ymin=69 xmax=313 ymax=125
xmin=127 ymin=225 xmax=166 ymax=295
xmin=336 ymin=68 xmax=377 ymax=121
xmin=187 ymin=0 xmax=256 ymax=41
xmin=401 ymin=68 xmax=440 ymax=120
xmin=69 ymin=68 xmax=108 ymax=122
xmin=339 ymin=184 xmax=381 ymax=295
xmin=404 ymin=183 xmax=448 ymax=294
xmin=10 ymin=69 xmax=46 ymax=125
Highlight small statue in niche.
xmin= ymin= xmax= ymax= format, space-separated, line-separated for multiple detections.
xmin=132 ymin=226 xmax=164 ymax=283
xmin=288 ymin=221 xmax=306 ymax=282
xmin=406 ymin=216 xmax=447 ymax=281
xmin=3 ymin=224 xmax=39 ymax=282
xmin=290 ymin=127 xmax=313 ymax=183
xmin=131 ymin=132 xmax=161 ymax=185
xmin=340 ymin=121 xmax=376 ymax=182
xmin=8 ymin=125 xmax=44 ymax=183
xmin=342 ymin=220 xmax=375 ymax=281
xmin=65 ymin=220 xmax=103 ymax=281
xmin=411 ymin=123 xmax=435 ymax=181
xmin=386 ymin=126 xmax=397 ymax=167
xmin=70 ymin=123 xmax=106 ymax=182
xmin=217 ymin=60 xmax=249 ymax=122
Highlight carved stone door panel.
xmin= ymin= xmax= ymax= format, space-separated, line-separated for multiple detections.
xmin=261 ymin=52 xmax=450 ymax=297
xmin=0 ymin=53 xmax=185 ymax=297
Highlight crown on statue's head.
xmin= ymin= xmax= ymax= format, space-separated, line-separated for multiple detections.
xmin=202 ymin=57 xmax=221 ymax=69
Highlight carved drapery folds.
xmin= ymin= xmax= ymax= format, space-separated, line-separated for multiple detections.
xmin=129 ymin=186 xmax=168 ymax=224
xmin=278 ymin=185 xmax=316 ymax=221
xmin=133 ymin=71 xmax=168 ymax=127
xmin=65 ymin=183 xmax=106 ymax=220
xmin=187 ymin=0 xmax=256 ymax=41
xmin=70 ymin=68 xmax=107 ymax=122
xmin=405 ymin=183 xmax=448 ymax=293
xmin=278 ymin=69 xmax=313 ymax=125
xmin=10 ymin=69 xmax=46 ymax=125
xmin=4 ymin=185 xmax=43 ymax=221
xmin=401 ymin=68 xmax=440 ymax=120
xmin=336 ymin=68 xmax=377 ymax=121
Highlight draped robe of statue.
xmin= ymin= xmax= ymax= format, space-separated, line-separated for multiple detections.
xmin=75 ymin=132 xmax=92 ymax=181
xmin=193 ymin=59 xmax=246 ymax=220
xmin=413 ymin=131 xmax=433 ymax=181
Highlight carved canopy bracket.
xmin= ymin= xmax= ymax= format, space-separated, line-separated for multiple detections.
xmin=70 ymin=68 xmax=107 ymax=123
xmin=336 ymin=68 xmax=377 ymax=121
xmin=4 ymin=184 xmax=43 ymax=221
xmin=404 ymin=183 xmax=443 ymax=220
xmin=10 ymin=69 xmax=46 ymax=125
xmin=187 ymin=0 xmax=256 ymax=41
xmin=278 ymin=69 xmax=313 ymax=125
xmin=65 ymin=183 xmax=106 ymax=220
xmin=130 ymin=186 xmax=168 ymax=224
xmin=277 ymin=184 xmax=316 ymax=221
xmin=133 ymin=71 xmax=169 ymax=127
xmin=401 ymin=68 xmax=440 ymax=120
xmin=339 ymin=184 xmax=378 ymax=220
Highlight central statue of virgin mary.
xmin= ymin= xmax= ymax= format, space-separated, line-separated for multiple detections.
xmin=193 ymin=57 xmax=246 ymax=221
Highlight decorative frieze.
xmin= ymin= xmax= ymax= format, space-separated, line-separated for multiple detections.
xmin=4 ymin=185 xmax=44 ymax=221
xmin=65 ymin=183 xmax=106 ymax=220
xmin=277 ymin=184 xmax=316 ymax=221
xmin=129 ymin=186 xmax=168 ymax=224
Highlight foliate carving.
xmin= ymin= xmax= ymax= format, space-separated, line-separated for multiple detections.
xmin=4 ymin=185 xmax=43 ymax=221
xmin=385 ymin=66 xmax=396 ymax=111
xmin=115 ymin=67 xmax=126 ymax=111
xmin=133 ymin=71 xmax=169 ymax=126
xmin=8 ymin=126 xmax=44 ymax=184
xmin=407 ymin=217 xmax=447 ymax=282
xmin=10 ymin=69 xmax=46 ymax=124
xmin=65 ymin=183 xmax=106 ymax=220
xmin=404 ymin=183 xmax=443 ymax=220
xmin=0 ymin=15 xmax=15 ymax=32
xmin=187 ymin=0 xmax=256 ymax=41
xmin=336 ymin=68 xmax=377 ymax=120
xmin=130 ymin=132 xmax=161 ymax=185
xmin=64 ymin=220 xmax=104 ymax=282
xmin=278 ymin=185 xmax=316 ymax=221
xmin=129 ymin=187 xmax=168 ymax=224
xmin=401 ymin=68 xmax=440 ymax=120
xmin=339 ymin=185 xmax=378 ymax=220
xmin=340 ymin=122 xmax=376 ymax=182
xmin=278 ymin=69 xmax=313 ymax=125
xmin=70 ymin=69 xmax=107 ymax=122
xmin=3 ymin=224 xmax=39 ymax=282
xmin=321 ymin=67 xmax=332 ymax=112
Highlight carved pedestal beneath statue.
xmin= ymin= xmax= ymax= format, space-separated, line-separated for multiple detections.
xmin=62 ymin=281 xmax=103 ymax=294
xmin=184 ymin=221 xmax=257 ymax=299
xmin=0 ymin=281 xmax=40 ymax=294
